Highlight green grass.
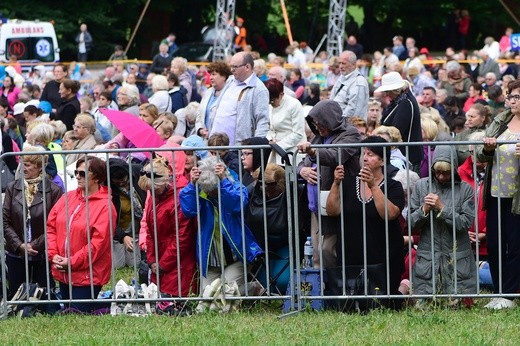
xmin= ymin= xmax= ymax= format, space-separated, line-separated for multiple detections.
xmin=2 ymin=304 xmax=520 ymax=345
xmin=4 ymin=267 xmax=520 ymax=344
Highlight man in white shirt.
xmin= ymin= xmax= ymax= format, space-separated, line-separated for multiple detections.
xmin=208 ymin=52 xmax=269 ymax=144
xmin=286 ymin=43 xmax=306 ymax=68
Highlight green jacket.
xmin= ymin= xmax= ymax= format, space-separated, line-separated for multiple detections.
xmin=477 ymin=108 xmax=520 ymax=214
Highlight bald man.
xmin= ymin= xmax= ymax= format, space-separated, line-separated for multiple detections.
xmin=267 ymin=65 xmax=296 ymax=98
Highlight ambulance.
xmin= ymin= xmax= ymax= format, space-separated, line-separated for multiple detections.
xmin=0 ymin=19 xmax=60 ymax=67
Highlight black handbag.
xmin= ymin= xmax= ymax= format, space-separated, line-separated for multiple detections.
xmin=245 ymin=143 xmax=293 ymax=250
xmin=325 ymin=264 xmax=387 ymax=312
xmin=246 ymin=186 xmax=289 ymax=250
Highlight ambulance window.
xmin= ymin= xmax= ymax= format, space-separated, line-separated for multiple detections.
xmin=6 ymin=37 xmax=55 ymax=62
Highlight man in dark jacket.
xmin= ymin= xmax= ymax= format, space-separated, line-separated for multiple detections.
xmin=297 ymin=100 xmax=362 ymax=269
xmin=150 ymin=43 xmax=172 ymax=75
xmin=108 ymin=158 xmax=146 ymax=271
xmin=75 ymin=23 xmax=93 ymax=62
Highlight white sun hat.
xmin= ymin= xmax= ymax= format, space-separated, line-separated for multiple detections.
xmin=374 ymin=72 xmax=408 ymax=93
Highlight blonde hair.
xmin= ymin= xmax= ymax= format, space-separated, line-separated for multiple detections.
xmin=372 ymin=125 xmax=403 ymax=143
xmin=75 ymin=113 xmax=96 ymax=134
xmin=422 ymin=111 xmax=450 ymax=135
xmin=433 ymin=161 xmax=451 ymax=172
xmin=50 ymin=120 xmax=67 ymax=140
xmin=139 ymin=103 xmax=160 ymax=121
xmin=254 ymin=59 xmax=267 ymax=75
xmin=154 ymin=118 xmax=174 ymax=137
xmin=138 ymin=156 xmax=171 ymax=191
xmin=171 ymin=57 xmax=188 ymax=73
xmin=420 ymin=116 xmax=438 ymax=141
xmin=21 ymin=143 xmax=48 ymax=168
xmin=157 ymin=112 xmax=178 ymax=131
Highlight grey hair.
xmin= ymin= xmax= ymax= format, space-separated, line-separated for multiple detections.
xmin=184 ymin=102 xmax=200 ymax=122
xmin=446 ymin=60 xmax=461 ymax=72
xmin=29 ymin=123 xmax=55 ymax=146
xmin=393 ymin=170 xmax=420 ymax=191
xmin=120 ymin=84 xmax=140 ymax=105
xmin=197 ymin=156 xmax=230 ymax=193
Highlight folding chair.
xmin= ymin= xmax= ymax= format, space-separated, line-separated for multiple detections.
xmin=249 ymin=245 xmax=291 ymax=296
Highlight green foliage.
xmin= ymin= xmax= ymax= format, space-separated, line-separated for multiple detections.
xmin=1 ymin=0 xmax=517 ymax=60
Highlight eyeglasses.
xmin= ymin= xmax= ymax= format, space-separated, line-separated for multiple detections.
xmin=230 ymin=63 xmax=247 ymax=70
xmin=506 ymin=94 xmax=520 ymax=102
xmin=241 ymin=152 xmax=253 ymax=157
xmin=433 ymin=170 xmax=451 ymax=177
xmin=74 ymin=170 xmax=87 ymax=178
xmin=140 ymin=170 xmax=163 ymax=179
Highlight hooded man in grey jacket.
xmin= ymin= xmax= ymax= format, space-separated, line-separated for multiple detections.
xmin=297 ymin=100 xmax=362 ymax=269
xmin=409 ymin=145 xmax=476 ymax=303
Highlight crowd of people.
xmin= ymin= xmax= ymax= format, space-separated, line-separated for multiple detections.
xmin=1 ymin=26 xmax=520 ymax=315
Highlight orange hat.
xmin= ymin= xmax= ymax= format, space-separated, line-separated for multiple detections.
xmin=236 ymin=17 xmax=244 ymax=23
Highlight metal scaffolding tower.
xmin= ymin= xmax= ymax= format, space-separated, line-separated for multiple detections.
xmin=213 ymin=0 xmax=236 ymax=61
xmin=327 ymin=0 xmax=347 ymax=58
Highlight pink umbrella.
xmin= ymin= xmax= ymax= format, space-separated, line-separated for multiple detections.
xmin=100 ymin=109 xmax=165 ymax=158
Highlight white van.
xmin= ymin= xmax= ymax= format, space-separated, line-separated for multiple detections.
xmin=0 ymin=19 xmax=60 ymax=66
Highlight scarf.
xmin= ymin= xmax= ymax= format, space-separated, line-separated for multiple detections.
xmin=24 ymin=175 xmax=43 ymax=210
xmin=23 ymin=174 xmax=43 ymax=243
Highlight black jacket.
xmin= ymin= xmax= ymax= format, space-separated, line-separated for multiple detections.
xmin=381 ymin=90 xmax=423 ymax=165
xmin=55 ymin=96 xmax=81 ymax=131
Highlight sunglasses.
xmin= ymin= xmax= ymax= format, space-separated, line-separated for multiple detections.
xmin=74 ymin=170 xmax=87 ymax=178
xmin=140 ymin=170 xmax=163 ymax=179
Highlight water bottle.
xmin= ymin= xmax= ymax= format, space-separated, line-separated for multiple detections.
xmin=302 ymin=236 xmax=313 ymax=269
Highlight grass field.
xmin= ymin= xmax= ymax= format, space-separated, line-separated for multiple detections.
xmin=2 ymin=302 xmax=520 ymax=345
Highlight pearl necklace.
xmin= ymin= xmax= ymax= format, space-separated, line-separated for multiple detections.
xmin=356 ymin=176 xmax=384 ymax=204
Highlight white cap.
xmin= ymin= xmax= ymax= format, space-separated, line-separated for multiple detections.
xmin=13 ymin=102 xmax=26 ymax=115
xmin=26 ymin=99 xmax=40 ymax=108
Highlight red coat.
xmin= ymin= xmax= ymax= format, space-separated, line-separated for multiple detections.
xmin=47 ymin=186 xmax=116 ymax=287
xmin=145 ymin=184 xmax=197 ymax=297
xmin=458 ymin=155 xmax=487 ymax=256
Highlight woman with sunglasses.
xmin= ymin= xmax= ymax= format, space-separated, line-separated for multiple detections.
xmin=138 ymin=154 xmax=197 ymax=314
xmin=47 ymin=156 xmax=116 ymax=313
xmin=479 ymin=79 xmax=520 ymax=309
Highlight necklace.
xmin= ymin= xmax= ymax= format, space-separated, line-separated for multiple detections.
xmin=356 ymin=176 xmax=384 ymax=204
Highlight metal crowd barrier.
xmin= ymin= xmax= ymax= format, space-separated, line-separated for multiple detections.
xmin=0 ymin=141 xmax=518 ymax=317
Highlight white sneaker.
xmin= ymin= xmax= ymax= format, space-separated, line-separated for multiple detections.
xmin=485 ymin=297 xmax=516 ymax=310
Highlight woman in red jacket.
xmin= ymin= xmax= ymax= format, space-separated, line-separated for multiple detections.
xmin=457 ymin=131 xmax=488 ymax=259
xmin=138 ymin=153 xmax=197 ymax=315
xmin=47 ymin=156 xmax=116 ymax=313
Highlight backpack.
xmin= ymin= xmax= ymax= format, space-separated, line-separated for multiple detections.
xmin=1 ymin=158 xmax=15 ymax=192
xmin=189 ymin=72 xmax=201 ymax=103
xmin=170 ymin=86 xmax=189 ymax=113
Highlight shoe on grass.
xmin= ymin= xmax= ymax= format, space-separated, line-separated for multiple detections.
xmin=484 ymin=297 xmax=516 ymax=310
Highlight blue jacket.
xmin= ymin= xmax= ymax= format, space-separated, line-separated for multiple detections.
xmin=180 ymin=178 xmax=263 ymax=277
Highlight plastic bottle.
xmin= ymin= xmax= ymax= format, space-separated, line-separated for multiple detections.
xmin=302 ymin=236 xmax=313 ymax=269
